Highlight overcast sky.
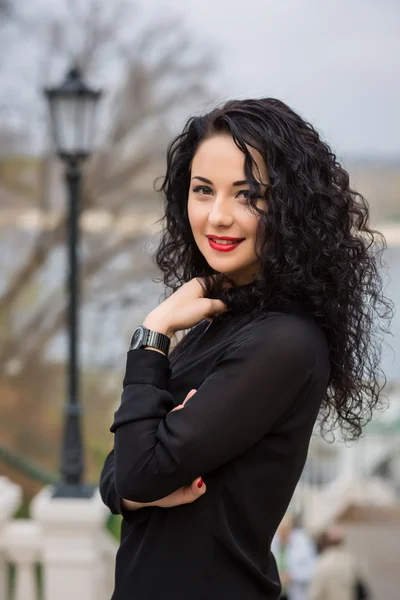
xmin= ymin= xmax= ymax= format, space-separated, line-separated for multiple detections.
xmin=2 ymin=0 xmax=399 ymax=159
xmin=147 ymin=0 xmax=400 ymax=159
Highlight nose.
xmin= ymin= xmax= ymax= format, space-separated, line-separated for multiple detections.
xmin=207 ymin=197 xmax=234 ymax=228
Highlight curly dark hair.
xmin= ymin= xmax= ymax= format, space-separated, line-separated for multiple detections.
xmin=154 ymin=97 xmax=393 ymax=441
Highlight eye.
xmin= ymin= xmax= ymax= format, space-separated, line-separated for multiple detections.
xmin=192 ymin=185 xmax=213 ymax=196
xmin=236 ymin=189 xmax=265 ymax=203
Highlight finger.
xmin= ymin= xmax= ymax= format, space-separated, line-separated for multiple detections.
xmin=191 ymin=477 xmax=206 ymax=495
xmin=183 ymin=389 xmax=197 ymax=405
xmin=209 ymin=299 xmax=228 ymax=315
xmin=171 ymin=390 xmax=196 ymax=413
xmin=193 ymin=477 xmax=205 ymax=490
xmin=182 ymin=477 xmax=206 ymax=503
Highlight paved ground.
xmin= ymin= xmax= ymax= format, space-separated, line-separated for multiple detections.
xmin=342 ymin=507 xmax=400 ymax=600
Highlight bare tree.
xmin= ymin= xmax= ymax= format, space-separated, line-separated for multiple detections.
xmin=0 ymin=0 xmax=215 ymax=375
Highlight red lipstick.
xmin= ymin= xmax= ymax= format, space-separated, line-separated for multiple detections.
xmin=206 ymin=235 xmax=245 ymax=253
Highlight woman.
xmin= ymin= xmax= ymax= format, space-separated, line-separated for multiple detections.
xmin=100 ymin=98 xmax=392 ymax=600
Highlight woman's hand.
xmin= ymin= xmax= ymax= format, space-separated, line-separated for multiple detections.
xmin=122 ymin=390 xmax=207 ymax=511
xmin=170 ymin=388 xmax=197 ymax=412
xmin=149 ymin=476 xmax=206 ymax=508
xmin=122 ymin=478 xmax=206 ymax=511
xmin=143 ymin=277 xmax=227 ymax=337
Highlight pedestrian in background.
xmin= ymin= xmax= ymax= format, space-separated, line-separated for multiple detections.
xmin=271 ymin=513 xmax=317 ymax=600
xmin=309 ymin=524 xmax=370 ymax=600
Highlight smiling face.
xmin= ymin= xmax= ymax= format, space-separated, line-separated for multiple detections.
xmin=187 ymin=134 xmax=269 ymax=285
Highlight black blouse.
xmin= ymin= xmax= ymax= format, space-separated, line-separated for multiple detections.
xmin=100 ymin=306 xmax=330 ymax=600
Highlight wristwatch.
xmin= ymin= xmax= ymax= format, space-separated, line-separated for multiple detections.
xmin=129 ymin=325 xmax=171 ymax=356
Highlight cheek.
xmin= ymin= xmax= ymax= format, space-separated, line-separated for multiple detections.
xmin=188 ymin=197 xmax=206 ymax=232
xmin=187 ymin=200 xmax=196 ymax=233
xmin=239 ymin=211 xmax=261 ymax=239
xmin=187 ymin=197 xmax=194 ymax=226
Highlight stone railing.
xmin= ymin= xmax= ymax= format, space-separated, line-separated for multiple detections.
xmin=291 ymin=395 xmax=400 ymax=534
xmin=0 ymin=477 xmax=118 ymax=600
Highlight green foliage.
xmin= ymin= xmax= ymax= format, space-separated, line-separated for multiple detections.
xmin=0 ymin=446 xmax=58 ymax=486
xmin=107 ymin=513 xmax=122 ymax=541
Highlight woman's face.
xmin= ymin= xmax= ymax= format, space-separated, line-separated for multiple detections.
xmin=188 ymin=134 xmax=268 ymax=285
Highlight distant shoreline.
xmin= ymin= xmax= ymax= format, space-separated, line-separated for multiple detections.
xmin=0 ymin=208 xmax=160 ymax=236
xmin=0 ymin=208 xmax=399 ymax=246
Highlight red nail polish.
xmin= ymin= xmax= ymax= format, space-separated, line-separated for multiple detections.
xmin=197 ymin=478 xmax=203 ymax=488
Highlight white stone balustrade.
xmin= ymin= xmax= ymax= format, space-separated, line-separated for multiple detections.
xmin=1 ymin=520 xmax=41 ymax=600
xmin=31 ymin=485 xmax=117 ymax=600
xmin=0 ymin=476 xmax=23 ymax=600
xmin=0 ymin=478 xmax=118 ymax=600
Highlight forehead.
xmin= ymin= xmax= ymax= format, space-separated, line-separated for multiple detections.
xmin=191 ymin=134 xmax=268 ymax=183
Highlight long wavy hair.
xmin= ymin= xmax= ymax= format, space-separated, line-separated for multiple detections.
xmin=154 ymin=98 xmax=393 ymax=441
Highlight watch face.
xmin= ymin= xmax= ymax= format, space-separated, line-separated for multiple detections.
xmin=131 ymin=327 xmax=144 ymax=349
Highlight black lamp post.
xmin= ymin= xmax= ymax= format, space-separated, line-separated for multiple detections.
xmin=44 ymin=65 xmax=102 ymax=498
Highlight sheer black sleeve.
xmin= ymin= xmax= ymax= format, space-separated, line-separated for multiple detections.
xmin=99 ymin=448 xmax=123 ymax=515
xmin=109 ymin=316 xmax=318 ymax=503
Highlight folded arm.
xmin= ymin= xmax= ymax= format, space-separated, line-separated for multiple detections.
xmin=109 ymin=316 xmax=317 ymax=503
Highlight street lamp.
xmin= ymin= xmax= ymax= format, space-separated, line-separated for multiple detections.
xmin=44 ymin=65 xmax=102 ymax=498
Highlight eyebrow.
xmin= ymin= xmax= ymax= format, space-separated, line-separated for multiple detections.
xmin=191 ymin=176 xmax=250 ymax=187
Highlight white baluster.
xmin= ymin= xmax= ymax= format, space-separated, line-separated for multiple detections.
xmin=1 ymin=520 xmax=41 ymax=600
xmin=0 ymin=477 xmax=23 ymax=600
xmin=31 ymin=486 xmax=110 ymax=600
xmin=14 ymin=561 xmax=37 ymax=600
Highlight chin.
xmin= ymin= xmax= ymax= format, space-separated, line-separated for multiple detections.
xmin=199 ymin=244 xmax=255 ymax=281
xmin=209 ymin=265 xmax=249 ymax=283
xmin=206 ymin=259 xmax=241 ymax=274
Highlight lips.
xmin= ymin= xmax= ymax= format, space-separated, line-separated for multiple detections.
xmin=207 ymin=237 xmax=245 ymax=252
xmin=206 ymin=235 xmax=244 ymax=242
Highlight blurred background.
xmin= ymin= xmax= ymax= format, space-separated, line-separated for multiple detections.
xmin=0 ymin=1 xmax=399 ymax=599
